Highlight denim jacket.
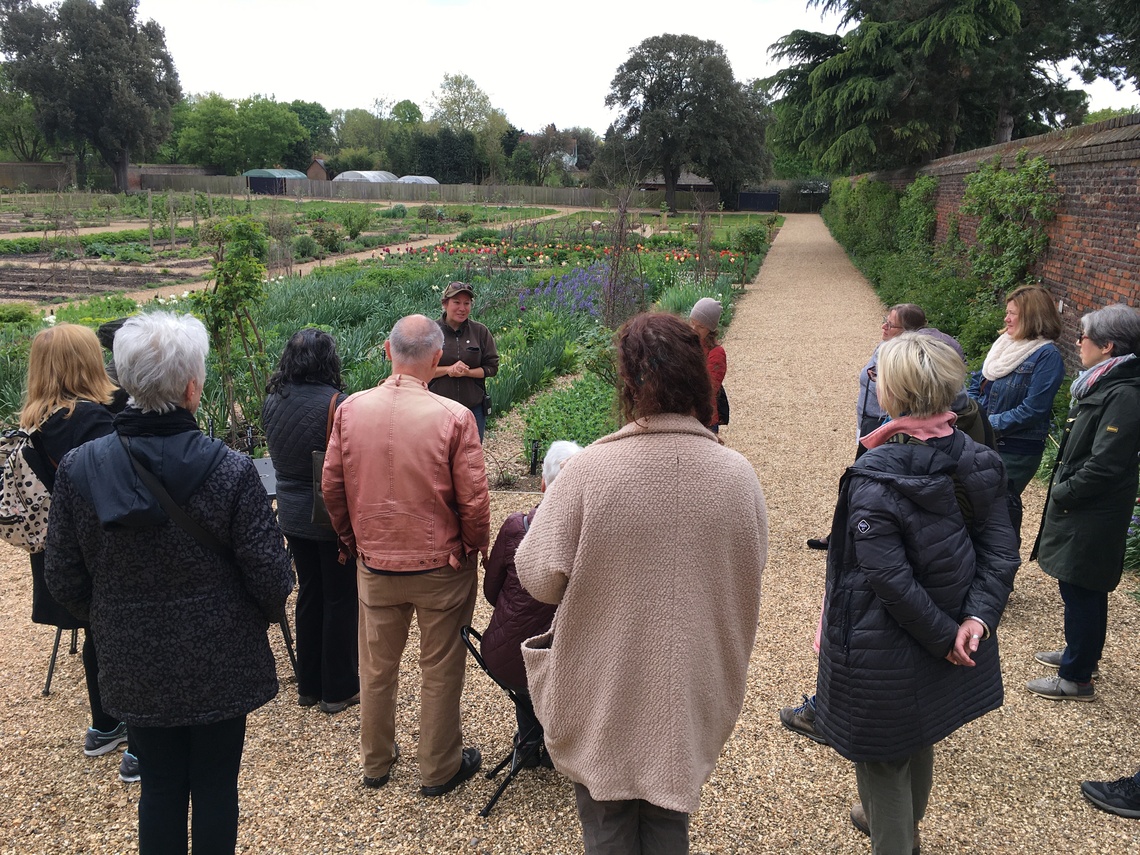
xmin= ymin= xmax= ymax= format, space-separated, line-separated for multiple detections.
xmin=968 ymin=342 xmax=1064 ymax=452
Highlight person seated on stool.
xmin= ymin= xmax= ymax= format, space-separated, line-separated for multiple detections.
xmin=480 ymin=441 xmax=582 ymax=765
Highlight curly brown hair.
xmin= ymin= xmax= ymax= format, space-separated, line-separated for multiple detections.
xmin=618 ymin=313 xmax=714 ymax=425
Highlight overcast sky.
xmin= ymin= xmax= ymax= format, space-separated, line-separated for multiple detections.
xmin=133 ymin=0 xmax=1138 ymax=134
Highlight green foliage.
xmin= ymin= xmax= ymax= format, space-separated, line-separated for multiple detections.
xmin=54 ymin=295 xmax=138 ymax=327
xmin=292 ymin=234 xmax=320 ymax=260
xmin=522 ymin=373 xmax=618 ymax=456
xmin=380 ymin=204 xmax=408 ymax=219
xmin=823 ymin=177 xmax=901 ymax=258
xmin=310 ymin=221 xmax=345 ymax=253
xmin=456 ymin=225 xmax=500 ymax=243
xmin=0 ymin=303 xmax=37 ymax=325
xmin=577 ymin=325 xmax=618 ymax=388
xmin=961 ymin=150 xmax=1060 ymax=299
xmin=334 ymin=204 xmax=374 ymax=240
xmin=896 ymin=176 xmax=939 ymax=254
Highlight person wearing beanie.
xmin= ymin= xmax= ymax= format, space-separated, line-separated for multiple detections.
xmin=689 ymin=298 xmax=726 ymax=433
xmin=428 ymin=282 xmax=499 ymax=442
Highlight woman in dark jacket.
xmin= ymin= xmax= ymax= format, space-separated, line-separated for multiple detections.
xmin=45 ymin=311 xmax=294 ymax=855
xmin=429 ymin=281 xmax=499 ymax=441
xmin=263 ymin=329 xmax=359 ymax=713
xmin=19 ymin=323 xmax=133 ymax=778
xmin=482 ymin=440 xmax=581 ymax=760
xmin=1028 ymin=304 xmax=1140 ymax=702
xmin=816 ymin=333 xmax=1020 ymax=855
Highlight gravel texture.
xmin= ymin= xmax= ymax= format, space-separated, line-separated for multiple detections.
xmin=2 ymin=213 xmax=1138 ymax=853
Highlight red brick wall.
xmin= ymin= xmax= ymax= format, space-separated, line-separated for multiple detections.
xmin=864 ymin=113 xmax=1140 ymax=368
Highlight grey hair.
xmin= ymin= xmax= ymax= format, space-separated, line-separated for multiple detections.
xmin=388 ymin=314 xmax=443 ymax=363
xmin=542 ymin=440 xmax=583 ymax=486
xmin=1081 ymin=304 xmax=1140 ymax=357
xmin=114 ymin=312 xmax=209 ymax=413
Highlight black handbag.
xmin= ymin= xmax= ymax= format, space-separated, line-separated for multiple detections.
xmin=716 ymin=386 xmax=730 ymax=426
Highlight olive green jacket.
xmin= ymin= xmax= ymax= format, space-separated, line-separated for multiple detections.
xmin=1034 ymin=357 xmax=1140 ymax=592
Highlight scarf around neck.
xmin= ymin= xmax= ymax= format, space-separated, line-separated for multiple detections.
xmin=860 ymin=412 xmax=957 ymax=450
xmin=982 ymin=333 xmax=1051 ymax=381
xmin=1071 ymin=353 xmax=1137 ymax=400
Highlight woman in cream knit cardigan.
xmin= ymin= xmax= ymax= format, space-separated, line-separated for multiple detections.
xmin=517 ymin=312 xmax=768 ymax=855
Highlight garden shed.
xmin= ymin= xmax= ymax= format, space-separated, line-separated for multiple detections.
xmin=397 ymin=175 xmax=439 ymax=184
xmin=243 ymin=168 xmax=307 ymax=195
xmin=333 ymin=170 xmax=398 ymax=182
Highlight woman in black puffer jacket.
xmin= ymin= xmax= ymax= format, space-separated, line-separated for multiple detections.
xmin=815 ymin=333 xmax=1020 ymax=855
xmin=263 ymin=328 xmax=359 ymax=713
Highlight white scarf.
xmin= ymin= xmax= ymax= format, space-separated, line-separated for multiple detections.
xmin=982 ymin=333 xmax=1052 ymax=381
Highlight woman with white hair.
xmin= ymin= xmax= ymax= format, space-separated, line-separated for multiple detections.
xmin=45 ymin=311 xmax=294 ymax=855
xmin=815 ymin=332 xmax=1020 ymax=855
xmin=481 ymin=440 xmax=583 ymax=766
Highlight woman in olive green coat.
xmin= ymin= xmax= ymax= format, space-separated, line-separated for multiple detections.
xmin=1028 ymin=304 xmax=1140 ymax=702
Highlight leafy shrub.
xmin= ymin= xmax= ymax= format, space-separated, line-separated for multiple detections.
xmin=310 ymin=222 xmax=345 ymax=253
xmin=293 ymin=234 xmax=320 ymax=260
xmin=336 ymin=204 xmax=374 ymax=240
xmin=897 ymin=175 xmax=938 ymax=253
xmin=0 ymin=304 xmax=37 ymax=325
xmin=454 ymin=210 xmax=473 ymax=225
xmin=54 ymin=295 xmax=139 ymax=326
xmin=522 ymin=373 xmax=617 ymax=455
xmin=456 ymin=226 xmax=500 ymax=243
xmin=418 ymin=204 xmax=438 ymax=223
xmin=380 ymin=204 xmax=408 ymax=219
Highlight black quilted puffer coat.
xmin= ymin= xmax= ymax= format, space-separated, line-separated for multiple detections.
xmin=262 ymin=381 xmax=346 ymax=542
xmin=815 ymin=430 xmax=1020 ymax=763
xmin=44 ymin=410 xmax=294 ymax=728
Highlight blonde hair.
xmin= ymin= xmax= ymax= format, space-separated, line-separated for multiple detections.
xmin=1007 ymin=285 xmax=1062 ymax=341
xmin=20 ymin=324 xmax=116 ymax=429
xmin=876 ymin=333 xmax=966 ymax=419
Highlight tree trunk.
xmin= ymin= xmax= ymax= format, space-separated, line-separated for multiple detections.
xmin=111 ymin=148 xmax=131 ymax=194
xmin=664 ymin=162 xmax=681 ymax=213
xmin=993 ymin=86 xmax=1015 ymax=145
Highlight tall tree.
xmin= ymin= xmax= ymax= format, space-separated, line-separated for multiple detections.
xmin=429 ymin=73 xmax=492 ymax=133
xmin=525 ymin=124 xmax=571 ymax=186
xmin=0 ymin=62 xmax=47 ymax=160
xmin=690 ymin=80 xmax=772 ymax=205
xmin=391 ymin=99 xmax=423 ymax=125
xmin=287 ymin=100 xmax=335 ymax=155
xmin=606 ymin=33 xmax=768 ymax=210
xmin=0 ymin=0 xmax=181 ymax=191
xmin=177 ymin=93 xmax=241 ymax=174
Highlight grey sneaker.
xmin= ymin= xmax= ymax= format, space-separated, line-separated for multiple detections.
xmin=779 ymin=695 xmax=827 ymax=744
xmin=1026 ymin=675 xmax=1095 ymax=701
xmin=84 ymin=722 xmax=128 ymax=756
xmin=1034 ymin=649 xmax=1099 ymax=678
xmin=850 ymin=803 xmax=920 ymax=855
xmin=1081 ymin=776 xmax=1140 ymax=819
xmin=118 ymin=751 xmax=140 ymax=783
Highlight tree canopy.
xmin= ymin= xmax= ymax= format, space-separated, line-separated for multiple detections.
xmin=606 ymin=33 xmax=770 ymax=209
xmin=0 ymin=0 xmax=181 ymax=191
xmin=178 ymin=94 xmax=306 ymax=175
xmin=429 ymin=73 xmax=493 ymax=133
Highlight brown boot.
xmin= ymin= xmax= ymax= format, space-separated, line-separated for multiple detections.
xmin=850 ymin=803 xmax=921 ymax=855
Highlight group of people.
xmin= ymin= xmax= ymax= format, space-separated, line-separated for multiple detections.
xmin=785 ymin=289 xmax=1140 ymax=853
xmin=18 ymin=272 xmax=1140 ymax=854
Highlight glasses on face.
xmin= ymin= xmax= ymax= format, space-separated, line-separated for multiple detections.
xmin=882 ymin=317 xmax=903 ymax=329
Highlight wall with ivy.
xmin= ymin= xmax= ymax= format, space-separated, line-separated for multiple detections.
xmin=863 ymin=113 xmax=1140 ymax=371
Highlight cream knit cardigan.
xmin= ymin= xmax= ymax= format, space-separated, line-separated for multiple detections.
xmin=518 ymin=413 xmax=768 ymax=813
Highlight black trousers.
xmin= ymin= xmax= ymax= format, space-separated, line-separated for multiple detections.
xmin=288 ymin=536 xmax=359 ymax=704
xmin=129 ymin=716 xmax=247 ymax=855
xmin=1059 ymin=580 xmax=1108 ymax=683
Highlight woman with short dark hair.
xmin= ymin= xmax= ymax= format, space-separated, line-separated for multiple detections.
xmin=517 ymin=312 xmax=768 ymax=854
xmin=263 ymin=328 xmax=359 ymax=713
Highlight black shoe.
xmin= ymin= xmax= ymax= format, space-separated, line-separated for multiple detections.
xmin=421 ymin=747 xmax=481 ymax=797
xmin=320 ymin=692 xmax=360 ymax=714
xmin=807 ymin=535 xmax=830 ymax=550
xmin=363 ymin=744 xmax=400 ymax=789
xmin=298 ymin=693 xmax=319 ymax=708
xmin=1081 ymin=776 xmax=1140 ymax=819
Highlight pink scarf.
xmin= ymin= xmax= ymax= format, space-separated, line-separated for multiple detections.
xmin=860 ymin=412 xmax=957 ymax=450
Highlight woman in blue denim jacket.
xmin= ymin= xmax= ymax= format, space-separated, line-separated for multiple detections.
xmin=968 ymin=286 xmax=1064 ymax=502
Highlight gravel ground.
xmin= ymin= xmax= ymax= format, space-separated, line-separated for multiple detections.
xmin=2 ymin=213 xmax=1138 ymax=853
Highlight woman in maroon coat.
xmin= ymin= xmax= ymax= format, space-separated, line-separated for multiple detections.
xmin=481 ymin=441 xmax=582 ymax=756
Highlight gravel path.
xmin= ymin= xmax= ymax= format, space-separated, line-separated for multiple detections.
xmin=2 ymin=213 xmax=1138 ymax=853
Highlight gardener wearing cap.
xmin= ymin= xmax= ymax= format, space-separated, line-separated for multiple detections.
xmin=429 ymin=282 xmax=499 ymax=442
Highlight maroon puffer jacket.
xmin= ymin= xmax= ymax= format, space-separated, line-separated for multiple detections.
xmin=481 ymin=507 xmax=555 ymax=690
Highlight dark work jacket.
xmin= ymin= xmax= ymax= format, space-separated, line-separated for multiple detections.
xmin=29 ymin=401 xmax=114 ymax=628
xmin=815 ymin=431 xmax=1020 ymax=763
xmin=262 ymin=382 xmax=345 ymax=542
xmin=44 ymin=417 xmax=294 ymax=727
xmin=1034 ymin=357 xmax=1140 ymax=592
xmin=482 ymin=507 xmax=555 ymax=689
xmin=428 ymin=316 xmax=499 ymax=409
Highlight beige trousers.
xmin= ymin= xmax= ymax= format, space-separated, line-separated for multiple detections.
xmin=357 ymin=564 xmax=477 ymax=786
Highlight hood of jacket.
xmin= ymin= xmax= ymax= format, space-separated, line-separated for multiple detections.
xmin=853 ymin=431 xmax=1002 ymax=523
xmin=67 ymin=428 xmax=228 ymax=529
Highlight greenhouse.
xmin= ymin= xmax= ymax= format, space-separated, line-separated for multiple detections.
xmin=333 ymin=171 xmax=398 ymax=182
xmin=242 ymin=168 xmax=307 ymax=195
xmin=397 ymin=175 xmax=439 ymax=184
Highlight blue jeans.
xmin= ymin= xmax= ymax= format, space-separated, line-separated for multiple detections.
xmin=129 ymin=716 xmax=247 ymax=855
xmin=1059 ymin=580 xmax=1108 ymax=683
